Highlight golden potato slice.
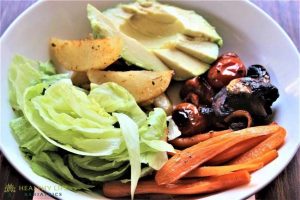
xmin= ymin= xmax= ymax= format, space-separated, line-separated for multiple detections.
xmin=50 ymin=37 xmax=123 ymax=71
xmin=87 ymin=70 xmax=173 ymax=103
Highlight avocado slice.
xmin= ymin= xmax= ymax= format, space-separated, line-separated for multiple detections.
xmin=163 ymin=6 xmax=223 ymax=46
xmin=104 ymin=3 xmax=223 ymax=47
xmin=121 ymin=35 xmax=169 ymax=71
xmin=154 ymin=49 xmax=210 ymax=80
xmin=104 ymin=6 xmax=182 ymax=50
xmin=87 ymin=4 xmax=169 ymax=71
xmin=176 ymin=39 xmax=219 ymax=64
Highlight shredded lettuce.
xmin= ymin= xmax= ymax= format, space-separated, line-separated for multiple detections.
xmin=9 ymin=55 xmax=41 ymax=110
xmin=23 ymin=81 xmax=124 ymax=156
xmin=89 ymin=83 xmax=147 ymax=126
xmin=10 ymin=116 xmax=57 ymax=155
xmin=113 ymin=113 xmax=141 ymax=198
xmin=68 ymin=155 xmax=129 ymax=182
xmin=8 ymin=54 xmax=174 ymax=195
xmin=141 ymin=151 xmax=169 ymax=170
xmin=8 ymin=55 xmax=69 ymax=111
xmin=39 ymin=60 xmax=56 ymax=75
xmin=30 ymin=152 xmax=93 ymax=191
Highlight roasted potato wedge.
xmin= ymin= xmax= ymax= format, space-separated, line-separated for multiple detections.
xmin=50 ymin=37 xmax=123 ymax=71
xmin=87 ymin=70 xmax=173 ymax=103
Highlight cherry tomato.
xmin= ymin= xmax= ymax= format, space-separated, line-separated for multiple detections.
xmin=172 ymin=103 xmax=207 ymax=135
xmin=207 ymin=53 xmax=246 ymax=89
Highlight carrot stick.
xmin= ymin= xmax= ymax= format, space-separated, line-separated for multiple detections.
xmin=170 ymin=129 xmax=232 ymax=148
xmin=185 ymin=163 xmax=263 ymax=177
xmin=230 ymin=127 xmax=286 ymax=165
xmin=186 ymin=150 xmax=278 ymax=178
xmin=103 ymin=171 xmax=250 ymax=198
xmin=155 ymin=125 xmax=280 ymax=185
xmin=187 ymin=124 xmax=280 ymax=150
xmin=207 ymin=135 xmax=269 ymax=165
xmin=245 ymin=150 xmax=278 ymax=166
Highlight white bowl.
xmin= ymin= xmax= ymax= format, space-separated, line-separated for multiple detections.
xmin=1 ymin=1 xmax=299 ymax=200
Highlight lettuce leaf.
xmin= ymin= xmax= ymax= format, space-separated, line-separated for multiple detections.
xmin=39 ymin=60 xmax=56 ymax=75
xmin=8 ymin=55 xmax=69 ymax=111
xmin=30 ymin=152 xmax=93 ymax=191
xmin=141 ymin=151 xmax=168 ymax=170
xmin=10 ymin=116 xmax=57 ymax=155
xmin=89 ymin=83 xmax=147 ymax=126
xmin=113 ymin=113 xmax=141 ymax=199
xmin=68 ymin=155 xmax=129 ymax=182
xmin=69 ymin=155 xmax=124 ymax=171
xmin=9 ymin=55 xmax=41 ymax=110
xmin=140 ymin=108 xmax=174 ymax=153
xmin=9 ymin=54 xmax=175 ymax=194
xmin=23 ymin=80 xmax=124 ymax=156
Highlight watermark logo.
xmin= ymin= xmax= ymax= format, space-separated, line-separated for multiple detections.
xmin=3 ymin=183 xmax=63 ymax=199
xmin=4 ymin=183 xmax=16 ymax=193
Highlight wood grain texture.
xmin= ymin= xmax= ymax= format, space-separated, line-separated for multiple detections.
xmin=0 ymin=1 xmax=299 ymax=200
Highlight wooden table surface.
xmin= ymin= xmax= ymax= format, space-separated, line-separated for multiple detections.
xmin=0 ymin=1 xmax=299 ymax=200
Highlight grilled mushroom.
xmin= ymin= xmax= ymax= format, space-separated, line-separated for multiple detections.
xmin=247 ymin=64 xmax=270 ymax=83
xmin=212 ymin=77 xmax=279 ymax=124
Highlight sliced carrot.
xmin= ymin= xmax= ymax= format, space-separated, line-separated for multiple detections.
xmin=207 ymin=135 xmax=269 ymax=165
xmin=170 ymin=129 xmax=232 ymax=148
xmin=155 ymin=124 xmax=280 ymax=185
xmin=230 ymin=127 xmax=286 ymax=165
xmin=188 ymin=124 xmax=279 ymax=150
xmin=245 ymin=150 xmax=278 ymax=166
xmin=103 ymin=171 xmax=250 ymax=198
xmin=185 ymin=163 xmax=263 ymax=177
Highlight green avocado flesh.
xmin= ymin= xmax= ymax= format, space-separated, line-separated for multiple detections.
xmin=154 ymin=48 xmax=210 ymax=80
xmin=90 ymin=2 xmax=223 ymax=79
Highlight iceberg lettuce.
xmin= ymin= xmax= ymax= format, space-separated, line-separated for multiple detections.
xmin=113 ymin=113 xmax=141 ymax=198
xmin=8 ymin=55 xmax=69 ymax=110
xmin=10 ymin=116 xmax=57 ymax=155
xmin=8 ymin=54 xmax=174 ymax=195
xmin=30 ymin=152 xmax=93 ymax=191
xmin=9 ymin=55 xmax=41 ymax=110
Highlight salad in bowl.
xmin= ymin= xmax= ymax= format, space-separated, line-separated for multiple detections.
xmin=4 ymin=1 xmax=291 ymax=199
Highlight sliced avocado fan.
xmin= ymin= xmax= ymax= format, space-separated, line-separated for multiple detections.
xmin=87 ymin=4 xmax=169 ymax=71
xmin=154 ymin=49 xmax=210 ymax=81
xmin=176 ymin=38 xmax=219 ymax=64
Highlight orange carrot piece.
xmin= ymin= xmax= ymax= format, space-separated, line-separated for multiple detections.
xmin=170 ymin=129 xmax=232 ymax=148
xmin=155 ymin=125 xmax=280 ymax=185
xmin=207 ymin=135 xmax=269 ymax=165
xmin=188 ymin=124 xmax=280 ymax=150
xmin=103 ymin=171 xmax=250 ymax=198
xmin=246 ymin=150 xmax=278 ymax=166
xmin=185 ymin=163 xmax=263 ymax=177
xmin=230 ymin=127 xmax=286 ymax=165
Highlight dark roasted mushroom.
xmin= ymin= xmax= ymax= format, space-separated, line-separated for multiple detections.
xmin=172 ymin=103 xmax=208 ymax=135
xmin=247 ymin=64 xmax=270 ymax=83
xmin=212 ymin=77 xmax=279 ymax=124
xmin=224 ymin=110 xmax=253 ymax=130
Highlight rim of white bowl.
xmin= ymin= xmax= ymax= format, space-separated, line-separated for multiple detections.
xmin=0 ymin=1 xmax=299 ymax=200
